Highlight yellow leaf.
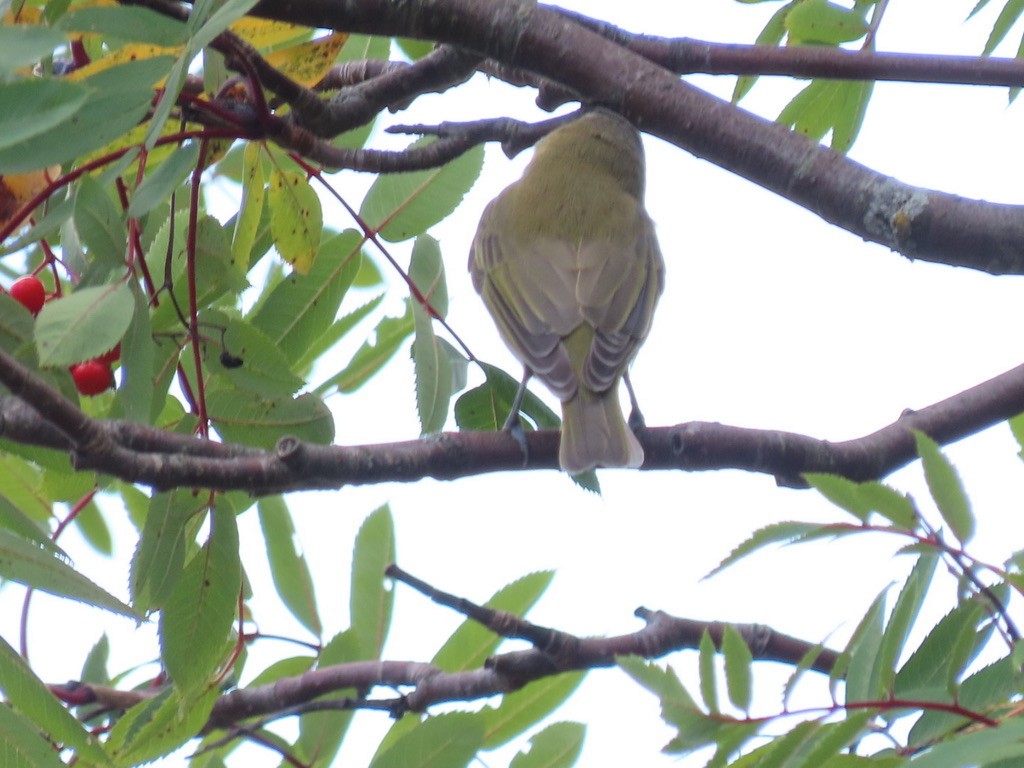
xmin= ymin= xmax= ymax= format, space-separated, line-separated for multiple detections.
xmin=4 ymin=6 xmax=42 ymax=23
xmin=0 ymin=166 xmax=61 ymax=229
xmin=66 ymin=43 xmax=182 ymax=83
xmin=268 ymin=169 xmax=322 ymax=274
xmin=230 ymin=18 xmax=310 ymax=50
xmin=264 ymin=32 xmax=348 ymax=88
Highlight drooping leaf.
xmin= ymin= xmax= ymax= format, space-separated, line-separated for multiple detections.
xmin=915 ymin=431 xmax=974 ymax=542
xmin=258 ymin=496 xmax=321 ymax=636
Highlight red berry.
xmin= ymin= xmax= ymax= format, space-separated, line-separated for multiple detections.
xmin=97 ymin=343 xmax=121 ymax=365
xmin=9 ymin=275 xmax=46 ymax=315
xmin=70 ymin=360 xmax=113 ymax=396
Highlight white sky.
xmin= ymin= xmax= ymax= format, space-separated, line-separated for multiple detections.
xmin=5 ymin=1 xmax=1024 ymax=766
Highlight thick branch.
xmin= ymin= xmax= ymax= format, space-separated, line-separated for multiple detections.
xmin=244 ymin=0 xmax=1024 ymax=275
xmin=3 ymin=347 xmax=1023 ymax=490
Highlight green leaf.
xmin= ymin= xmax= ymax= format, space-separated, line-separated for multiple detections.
xmin=704 ymin=521 xmax=823 ymax=579
xmin=411 ymin=237 xmax=454 ymax=434
xmin=873 ymin=552 xmax=938 ymax=696
xmin=908 ymin=717 xmax=1024 ymax=768
xmin=159 ymin=501 xmax=240 ymax=696
xmin=0 ymin=634 xmax=110 ymax=765
xmin=130 ymin=483 xmax=199 ymax=618
xmin=509 ymin=721 xmax=585 ymax=768
xmin=349 ymin=505 xmax=395 ymax=659
xmin=35 ymin=282 xmax=134 ymax=366
xmin=318 ymin=301 xmax=414 ymax=394
xmin=433 ymin=571 xmax=553 ymax=672
xmin=0 ymin=79 xmax=88 ymax=153
xmin=128 ymin=142 xmax=201 ymax=217
xmin=258 ymin=496 xmax=321 ymax=637
xmin=733 ymin=3 xmax=792 ymax=103
xmin=205 ymin=386 xmax=334 ymax=449
xmin=842 ymin=588 xmax=887 ymax=703
xmin=982 ymin=0 xmax=1024 ymax=55
xmin=0 ymin=57 xmax=174 ymax=174
xmin=268 ymin=168 xmax=323 ymax=274
xmin=483 ymin=672 xmax=585 ymax=749
xmin=110 ymin=285 xmax=155 ymax=423
xmin=894 ymin=598 xmax=988 ymax=702
xmin=698 ymin=631 xmax=720 ymax=714
xmin=455 ymin=363 xmax=560 ymax=432
xmin=58 ymin=5 xmax=189 ymax=46
xmin=74 ymin=175 xmax=126 ymax=272
xmin=360 ymin=140 xmax=485 ymax=242
xmin=0 ymin=25 xmax=68 ymax=73
xmin=230 ymin=141 xmax=266 ymax=267
xmin=915 ymin=432 xmax=974 ymax=543
xmin=106 ymin=686 xmax=218 ymax=767
xmin=722 ymin=625 xmax=753 ymax=712
xmin=370 ymin=711 xmax=486 ymax=768
xmin=249 ymin=230 xmax=363 ymax=364
xmin=784 ymin=0 xmax=869 ymax=44
xmin=0 ymin=527 xmax=138 ymax=618
xmin=0 ymin=702 xmax=66 ymax=768
xmin=778 ymin=78 xmax=873 ymax=153
xmin=203 ymin=311 xmax=305 ymax=398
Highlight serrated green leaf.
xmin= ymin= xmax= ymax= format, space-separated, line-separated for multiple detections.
xmin=0 ymin=701 xmax=66 ymax=768
xmin=873 ymin=552 xmax=938 ymax=696
xmin=206 ymin=387 xmax=334 ymax=448
xmin=698 ymin=631 xmax=720 ymax=714
xmin=318 ymin=302 xmax=414 ymax=394
xmin=106 ymin=686 xmax=217 ymax=767
xmin=258 ymin=496 xmax=321 ymax=637
xmin=842 ymin=589 xmax=887 ymax=703
xmin=509 ymin=721 xmax=585 ymax=768
xmin=0 ymin=637 xmax=111 ymax=764
xmin=433 ymin=570 xmax=553 ymax=672
xmin=35 ymin=282 xmax=133 ymax=366
xmin=982 ymin=0 xmax=1024 ymax=55
xmin=203 ymin=310 xmax=305 ymax=397
xmin=722 ymin=625 xmax=753 ymax=712
xmin=915 ymin=431 xmax=974 ymax=543
xmin=908 ymin=716 xmax=1024 ymax=768
xmin=894 ymin=598 xmax=986 ymax=701
xmin=704 ymin=521 xmax=823 ymax=579
xmin=369 ymin=711 xmax=486 ymax=768
xmin=360 ymin=140 xmax=484 ymax=242
xmin=484 ymin=672 xmax=585 ymax=749
xmin=778 ymin=78 xmax=872 ymax=152
xmin=0 ymin=527 xmax=138 ymax=617
xmin=250 ymin=230 xmax=363 ymax=363
xmin=159 ymin=501 xmax=239 ymax=696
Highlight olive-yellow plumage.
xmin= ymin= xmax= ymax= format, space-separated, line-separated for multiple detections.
xmin=469 ymin=108 xmax=664 ymax=472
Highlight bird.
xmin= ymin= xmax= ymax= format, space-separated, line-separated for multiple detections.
xmin=469 ymin=107 xmax=664 ymax=473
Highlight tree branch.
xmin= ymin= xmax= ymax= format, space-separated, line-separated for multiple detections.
xmin=2 ymin=345 xmax=1023 ymax=490
xmin=242 ymin=0 xmax=1024 ymax=275
xmin=51 ymin=566 xmax=839 ymax=731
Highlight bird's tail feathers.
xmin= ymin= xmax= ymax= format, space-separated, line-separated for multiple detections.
xmin=559 ymin=388 xmax=643 ymax=473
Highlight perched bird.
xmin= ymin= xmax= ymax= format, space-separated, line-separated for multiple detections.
xmin=469 ymin=108 xmax=664 ymax=473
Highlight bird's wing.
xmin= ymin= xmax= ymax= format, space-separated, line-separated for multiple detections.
xmin=470 ymin=233 xmax=583 ymax=400
xmin=577 ymin=210 xmax=665 ymax=393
